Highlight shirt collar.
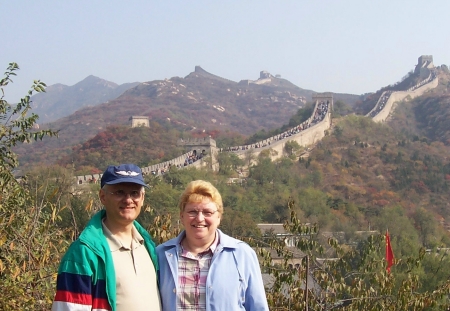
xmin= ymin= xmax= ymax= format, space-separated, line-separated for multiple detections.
xmin=102 ymin=219 xmax=144 ymax=251
xmin=179 ymin=230 xmax=220 ymax=256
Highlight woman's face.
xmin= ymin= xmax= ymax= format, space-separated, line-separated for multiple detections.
xmin=180 ymin=197 xmax=221 ymax=245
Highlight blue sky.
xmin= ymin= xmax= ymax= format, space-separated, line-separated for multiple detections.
xmin=2 ymin=1 xmax=449 ymax=102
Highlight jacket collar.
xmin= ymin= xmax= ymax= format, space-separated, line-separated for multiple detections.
xmin=78 ymin=210 xmax=108 ymax=255
xmin=78 ymin=210 xmax=153 ymax=256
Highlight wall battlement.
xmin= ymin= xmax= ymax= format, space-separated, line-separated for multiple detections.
xmin=177 ymin=137 xmax=217 ymax=148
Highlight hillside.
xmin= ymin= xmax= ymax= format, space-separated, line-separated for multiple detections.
xmin=14 ymin=58 xmax=450 ymax=252
xmin=386 ymin=65 xmax=450 ymax=145
xmin=17 ymin=67 xmax=360 ymax=168
xmin=31 ymin=75 xmax=139 ymax=123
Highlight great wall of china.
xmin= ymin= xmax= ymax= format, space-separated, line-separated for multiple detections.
xmin=75 ymin=56 xmax=439 ymax=186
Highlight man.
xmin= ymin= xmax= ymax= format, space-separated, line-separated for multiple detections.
xmin=52 ymin=163 xmax=161 ymax=311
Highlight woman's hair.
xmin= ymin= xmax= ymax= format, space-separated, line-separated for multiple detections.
xmin=178 ymin=180 xmax=223 ymax=214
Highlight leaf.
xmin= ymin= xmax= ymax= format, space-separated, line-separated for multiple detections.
xmin=8 ymin=213 xmax=15 ymax=225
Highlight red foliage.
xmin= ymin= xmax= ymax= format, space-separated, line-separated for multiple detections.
xmin=411 ymin=181 xmax=429 ymax=194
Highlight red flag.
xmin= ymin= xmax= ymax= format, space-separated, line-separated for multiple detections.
xmin=385 ymin=230 xmax=394 ymax=273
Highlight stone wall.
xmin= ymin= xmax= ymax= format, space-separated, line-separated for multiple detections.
xmin=74 ymin=57 xmax=439 ymax=186
xmin=225 ymin=94 xmax=332 ymax=163
xmin=232 ymin=112 xmax=331 ymax=163
xmin=369 ymin=73 xmax=438 ymax=123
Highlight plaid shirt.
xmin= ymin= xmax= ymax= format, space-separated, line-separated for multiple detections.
xmin=177 ymin=234 xmax=219 ymax=311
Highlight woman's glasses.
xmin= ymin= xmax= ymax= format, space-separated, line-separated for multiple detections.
xmin=185 ymin=210 xmax=218 ymax=218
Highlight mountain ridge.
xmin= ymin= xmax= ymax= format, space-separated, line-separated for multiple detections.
xmin=31 ymin=75 xmax=140 ymax=123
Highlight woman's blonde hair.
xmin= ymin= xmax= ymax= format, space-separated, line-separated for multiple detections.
xmin=178 ymin=180 xmax=223 ymax=214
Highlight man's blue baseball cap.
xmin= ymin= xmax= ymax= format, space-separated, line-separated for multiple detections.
xmin=100 ymin=164 xmax=148 ymax=188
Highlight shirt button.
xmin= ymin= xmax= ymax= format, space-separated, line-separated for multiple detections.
xmin=173 ymin=288 xmax=176 ymax=293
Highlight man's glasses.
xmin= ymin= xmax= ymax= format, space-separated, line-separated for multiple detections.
xmin=106 ymin=190 xmax=143 ymax=200
xmin=185 ymin=210 xmax=218 ymax=218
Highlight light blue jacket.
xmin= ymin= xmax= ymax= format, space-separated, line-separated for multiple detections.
xmin=156 ymin=229 xmax=269 ymax=311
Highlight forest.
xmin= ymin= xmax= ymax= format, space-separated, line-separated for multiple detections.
xmin=3 ymin=63 xmax=450 ymax=310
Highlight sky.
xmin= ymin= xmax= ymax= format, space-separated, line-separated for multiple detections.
xmin=1 ymin=1 xmax=449 ymax=102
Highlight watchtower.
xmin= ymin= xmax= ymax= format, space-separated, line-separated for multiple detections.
xmin=177 ymin=136 xmax=219 ymax=171
xmin=129 ymin=116 xmax=149 ymax=128
xmin=312 ymin=93 xmax=333 ymax=111
xmin=418 ymin=55 xmax=433 ymax=67
xmin=415 ymin=55 xmax=434 ymax=79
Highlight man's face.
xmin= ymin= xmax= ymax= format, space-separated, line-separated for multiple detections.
xmin=99 ymin=182 xmax=144 ymax=229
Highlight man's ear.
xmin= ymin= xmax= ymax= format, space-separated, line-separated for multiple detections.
xmin=99 ymin=188 xmax=106 ymax=204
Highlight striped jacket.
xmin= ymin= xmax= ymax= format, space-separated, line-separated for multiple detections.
xmin=52 ymin=210 xmax=158 ymax=311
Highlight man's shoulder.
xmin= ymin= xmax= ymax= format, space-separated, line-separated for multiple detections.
xmin=56 ymin=239 xmax=102 ymax=277
xmin=61 ymin=239 xmax=99 ymax=262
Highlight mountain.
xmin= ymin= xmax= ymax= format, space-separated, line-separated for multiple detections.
xmin=18 ymin=66 xmax=361 ymax=167
xmin=30 ymin=75 xmax=140 ymax=123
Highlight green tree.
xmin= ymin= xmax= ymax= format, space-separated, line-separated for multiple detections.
xmin=25 ymin=165 xmax=97 ymax=235
xmin=258 ymin=200 xmax=450 ymax=310
xmin=220 ymin=209 xmax=260 ymax=237
xmin=217 ymin=152 xmax=244 ymax=176
xmin=0 ymin=63 xmax=63 ymax=310
xmin=412 ymin=207 xmax=438 ymax=248
xmin=332 ymin=100 xmax=353 ymax=116
xmin=250 ymin=157 xmax=276 ymax=186
xmin=284 ymin=140 xmax=301 ymax=159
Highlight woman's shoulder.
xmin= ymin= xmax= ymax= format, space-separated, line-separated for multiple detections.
xmin=156 ymin=235 xmax=180 ymax=252
xmin=219 ymin=230 xmax=254 ymax=253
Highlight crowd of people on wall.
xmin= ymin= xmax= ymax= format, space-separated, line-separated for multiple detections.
xmin=150 ymin=150 xmax=205 ymax=175
xmin=369 ymin=69 xmax=437 ymax=118
xmin=310 ymin=100 xmax=329 ymax=126
xmin=221 ymin=100 xmax=330 ymax=153
xmin=407 ymin=70 xmax=437 ymax=92
xmin=368 ymin=91 xmax=393 ymax=118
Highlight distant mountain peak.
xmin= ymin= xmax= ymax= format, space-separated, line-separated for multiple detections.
xmin=30 ymin=76 xmax=139 ymax=123
xmin=192 ymin=66 xmax=236 ymax=84
xmin=76 ymin=75 xmax=118 ymax=88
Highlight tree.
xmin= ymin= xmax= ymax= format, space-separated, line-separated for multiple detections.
xmin=250 ymin=157 xmax=276 ymax=186
xmin=220 ymin=209 xmax=261 ymax=237
xmin=0 ymin=63 xmax=64 ymax=310
xmin=25 ymin=165 xmax=95 ymax=235
xmin=217 ymin=152 xmax=244 ymax=176
xmin=332 ymin=100 xmax=353 ymax=116
xmin=257 ymin=200 xmax=450 ymax=310
xmin=284 ymin=140 xmax=301 ymax=159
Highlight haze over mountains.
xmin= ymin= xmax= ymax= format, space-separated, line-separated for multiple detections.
xmin=31 ymin=75 xmax=140 ymax=123
xmin=22 ymin=66 xmax=361 ymax=167
xmin=32 ymin=66 xmax=361 ymax=126
xmin=17 ymin=60 xmax=450 ymax=174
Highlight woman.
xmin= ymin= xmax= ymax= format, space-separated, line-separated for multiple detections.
xmin=156 ymin=180 xmax=269 ymax=311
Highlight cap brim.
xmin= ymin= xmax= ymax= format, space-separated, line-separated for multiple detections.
xmin=104 ymin=178 xmax=149 ymax=188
